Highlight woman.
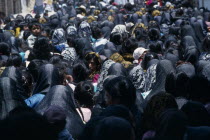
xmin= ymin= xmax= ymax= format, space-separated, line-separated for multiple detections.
xmin=35 ymin=85 xmax=84 ymax=139
xmin=85 ymin=52 xmax=101 ymax=82
xmin=0 ymin=77 xmax=26 ymax=119
xmin=25 ymin=64 xmax=61 ymax=108
xmin=74 ymin=81 xmax=94 ymax=123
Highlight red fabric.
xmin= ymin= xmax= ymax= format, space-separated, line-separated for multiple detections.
xmin=92 ymin=74 xmax=100 ymax=83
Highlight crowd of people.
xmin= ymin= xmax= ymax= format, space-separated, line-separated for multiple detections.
xmin=0 ymin=0 xmax=210 ymax=139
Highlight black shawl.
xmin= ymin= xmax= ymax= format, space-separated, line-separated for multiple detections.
xmin=35 ymin=85 xmax=84 ymax=139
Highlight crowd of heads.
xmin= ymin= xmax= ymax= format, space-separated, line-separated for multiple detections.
xmin=0 ymin=0 xmax=210 ymax=140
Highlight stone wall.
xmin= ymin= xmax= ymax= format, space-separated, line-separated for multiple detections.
xmin=0 ymin=0 xmax=22 ymax=16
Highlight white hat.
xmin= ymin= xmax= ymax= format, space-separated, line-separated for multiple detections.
xmin=133 ymin=47 xmax=149 ymax=60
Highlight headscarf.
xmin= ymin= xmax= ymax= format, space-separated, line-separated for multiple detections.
xmin=97 ymin=59 xmax=115 ymax=91
xmin=111 ymin=25 xmax=129 ymax=34
xmin=52 ymin=28 xmax=66 ymax=45
xmin=129 ymin=64 xmax=146 ymax=92
xmin=192 ymin=21 xmax=205 ymax=43
xmin=1 ymin=66 xmax=26 ymax=99
xmin=61 ymin=47 xmax=77 ymax=67
xmin=108 ymin=63 xmax=127 ymax=77
xmin=66 ymin=25 xmax=77 ymax=37
xmin=145 ymin=60 xmax=175 ymax=102
xmin=101 ymin=26 xmax=111 ymax=39
xmin=33 ymin=64 xmax=60 ymax=95
xmin=155 ymin=109 xmax=188 ymax=140
xmin=176 ymin=63 xmax=195 ymax=79
xmin=182 ymin=36 xmax=199 ymax=65
xmin=181 ymin=101 xmax=210 ymax=127
xmin=93 ymin=116 xmax=134 ymax=140
xmin=35 ymin=85 xmax=84 ymax=139
xmin=78 ymin=21 xmax=92 ymax=38
xmin=185 ymin=126 xmax=210 ymax=140
xmin=0 ymin=77 xmax=26 ymax=119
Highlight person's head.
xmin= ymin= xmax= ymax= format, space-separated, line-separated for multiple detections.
xmin=93 ymin=116 xmax=135 ymax=140
xmin=155 ymin=109 xmax=188 ymax=140
xmin=41 ymin=27 xmax=51 ymax=38
xmin=85 ymin=52 xmax=101 ymax=72
xmin=148 ymin=41 xmax=163 ymax=54
xmin=122 ymin=37 xmax=138 ymax=54
xmin=133 ymin=47 xmax=149 ymax=63
xmin=74 ymin=81 xmax=94 ymax=108
xmin=141 ymin=52 xmax=159 ymax=70
xmin=104 ymin=76 xmax=136 ymax=108
xmin=134 ymin=28 xmax=148 ymax=41
xmin=67 ymin=36 xmax=76 ymax=47
xmin=181 ymin=101 xmax=210 ymax=127
xmin=143 ymin=93 xmax=178 ymax=131
xmin=6 ymin=53 xmax=22 ymax=67
xmin=33 ymin=37 xmax=52 ymax=60
xmin=29 ymin=22 xmax=41 ymax=36
xmin=0 ymin=42 xmax=10 ymax=56
xmin=110 ymin=32 xmax=123 ymax=45
xmin=0 ymin=108 xmax=55 ymax=140
xmin=43 ymin=105 xmax=67 ymax=134
xmin=148 ymin=28 xmax=160 ymax=41
xmin=72 ymin=61 xmax=89 ymax=83
xmin=92 ymin=26 xmax=103 ymax=39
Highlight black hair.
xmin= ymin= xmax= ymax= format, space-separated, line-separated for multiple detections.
xmin=29 ymin=22 xmax=41 ymax=31
xmin=141 ymin=93 xmax=178 ymax=133
xmin=0 ymin=109 xmax=56 ymax=140
xmin=85 ymin=52 xmax=101 ymax=72
xmin=148 ymin=28 xmax=160 ymax=41
xmin=104 ymin=76 xmax=136 ymax=108
xmin=6 ymin=53 xmax=22 ymax=67
xmin=110 ymin=32 xmax=122 ymax=45
xmin=134 ymin=28 xmax=148 ymax=41
xmin=165 ymin=72 xmax=190 ymax=98
xmin=72 ymin=61 xmax=89 ymax=83
xmin=23 ymin=30 xmax=31 ymax=41
xmin=141 ymin=52 xmax=159 ymax=70
xmin=91 ymin=26 xmax=103 ymax=39
xmin=74 ymin=81 xmax=94 ymax=108
xmin=67 ymin=36 xmax=76 ymax=47
xmin=148 ymin=41 xmax=163 ymax=54
xmin=121 ymin=37 xmax=138 ymax=54
xmin=0 ymin=42 xmax=11 ymax=56
xmin=30 ymin=37 xmax=52 ymax=61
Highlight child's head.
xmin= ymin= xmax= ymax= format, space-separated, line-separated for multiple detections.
xmin=29 ymin=23 xmax=41 ymax=36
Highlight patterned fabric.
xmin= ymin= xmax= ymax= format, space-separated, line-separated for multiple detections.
xmin=52 ymin=28 xmax=66 ymax=45
xmin=67 ymin=25 xmax=77 ymax=36
xmin=97 ymin=59 xmax=115 ymax=91
xmin=129 ymin=64 xmax=146 ymax=92
xmin=145 ymin=64 xmax=157 ymax=92
xmin=78 ymin=21 xmax=92 ymax=38
xmin=61 ymin=47 xmax=77 ymax=66
xmin=199 ymin=52 xmax=210 ymax=61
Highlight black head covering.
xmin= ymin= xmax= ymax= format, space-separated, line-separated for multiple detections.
xmin=1 ymin=66 xmax=26 ymax=98
xmin=185 ymin=126 xmax=210 ymax=140
xmin=32 ymin=64 xmax=60 ymax=95
xmin=192 ymin=21 xmax=205 ymax=43
xmin=181 ymin=25 xmax=201 ymax=51
xmin=101 ymin=26 xmax=111 ymax=39
xmin=181 ymin=101 xmax=210 ymax=127
xmin=35 ymin=85 xmax=84 ymax=139
xmin=145 ymin=60 xmax=175 ymax=102
xmin=108 ymin=63 xmax=127 ymax=77
xmin=0 ymin=77 xmax=26 ymax=119
xmin=176 ymin=63 xmax=195 ymax=79
xmin=182 ymin=36 xmax=199 ymax=64
xmin=114 ymin=13 xmax=124 ymax=25
xmin=93 ymin=116 xmax=134 ymax=140
xmin=155 ymin=109 xmax=188 ymax=140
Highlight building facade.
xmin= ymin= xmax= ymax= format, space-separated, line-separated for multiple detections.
xmin=0 ymin=0 xmax=22 ymax=16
